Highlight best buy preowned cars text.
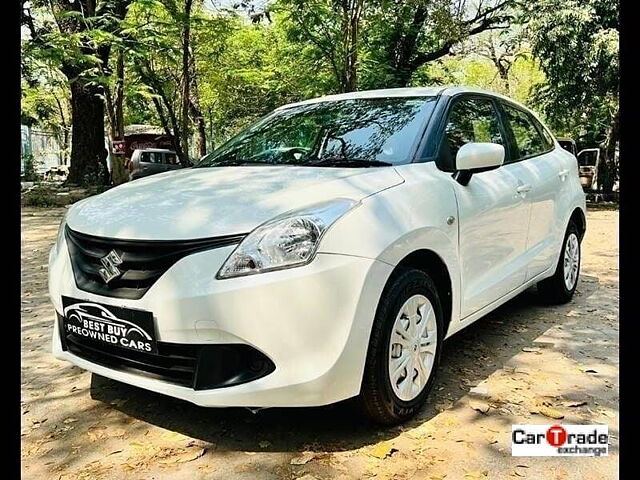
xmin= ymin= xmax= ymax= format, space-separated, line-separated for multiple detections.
xmin=49 ymin=87 xmax=586 ymax=424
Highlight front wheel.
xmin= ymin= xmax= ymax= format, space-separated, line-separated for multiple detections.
xmin=358 ymin=269 xmax=444 ymax=425
xmin=537 ymin=222 xmax=582 ymax=304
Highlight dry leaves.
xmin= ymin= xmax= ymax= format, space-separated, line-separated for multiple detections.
xmin=369 ymin=441 xmax=397 ymax=459
xmin=521 ymin=347 xmax=542 ymax=354
xmin=158 ymin=447 xmax=206 ymax=464
xmin=469 ymin=401 xmax=490 ymax=415
xmin=290 ymin=451 xmax=316 ymax=465
xmin=538 ymin=406 xmax=565 ymax=420
xmin=464 ymin=470 xmax=489 ymax=478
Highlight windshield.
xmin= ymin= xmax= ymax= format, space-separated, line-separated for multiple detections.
xmin=196 ymin=96 xmax=436 ymax=168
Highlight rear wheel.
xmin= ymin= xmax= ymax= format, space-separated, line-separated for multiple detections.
xmin=537 ymin=222 xmax=581 ymax=304
xmin=358 ymin=269 xmax=444 ymax=425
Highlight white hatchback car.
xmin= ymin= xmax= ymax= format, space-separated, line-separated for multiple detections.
xmin=49 ymin=87 xmax=585 ymax=424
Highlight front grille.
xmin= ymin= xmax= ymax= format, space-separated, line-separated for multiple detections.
xmin=58 ymin=314 xmax=276 ymax=390
xmin=65 ymin=227 xmax=245 ymax=300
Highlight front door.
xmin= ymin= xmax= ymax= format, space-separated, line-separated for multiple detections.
xmin=441 ymin=96 xmax=531 ymax=318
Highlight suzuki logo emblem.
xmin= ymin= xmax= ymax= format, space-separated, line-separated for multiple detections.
xmin=98 ymin=250 xmax=124 ymax=284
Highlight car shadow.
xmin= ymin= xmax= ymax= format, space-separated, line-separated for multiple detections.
xmin=90 ymin=274 xmax=605 ymax=453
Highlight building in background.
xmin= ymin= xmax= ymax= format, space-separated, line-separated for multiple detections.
xmin=21 ymin=125 xmax=65 ymax=175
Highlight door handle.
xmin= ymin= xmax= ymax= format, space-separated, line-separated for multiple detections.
xmin=558 ymin=169 xmax=570 ymax=179
xmin=516 ymin=184 xmax=532 ymax=194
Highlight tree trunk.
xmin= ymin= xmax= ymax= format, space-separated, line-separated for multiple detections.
xmin=338 ymin=0 xmax=362 ymax=93
xmin=67 ymin=80 xmax=109 ymax=186
xmin=599 ymin=109 xmax=619 ymax=194
xmin=180 ymin=0 xmax=193 ymax=163
xmin=54 ymin=95 xmax=69 ymax=165
xmin=188 ymin=54 xmax=207 ymax=158
xmin=111 ymin=49 xmax=128 ymax=185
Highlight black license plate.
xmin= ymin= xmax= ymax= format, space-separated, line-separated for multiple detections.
xmin=61 ymin=296 xmax=158 ymax=354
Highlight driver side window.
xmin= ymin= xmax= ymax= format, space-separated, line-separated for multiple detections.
xmin=440 ymin=97 xmax=504 ymax=170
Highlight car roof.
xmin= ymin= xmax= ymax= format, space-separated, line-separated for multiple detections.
xmin=277 ymin=87 xmax=445 ymax=109
xmin=135 ymin=148 xmax=176 ymax=153
xmin=277 ymin=86 xmax=534 ymax=112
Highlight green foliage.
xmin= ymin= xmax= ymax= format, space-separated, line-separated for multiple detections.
xmin=22 ymin=154 xmax=42 ymax=182
xmin=418 ymin=53 xmax=545 ymax=104
xmin=524 ymin=0 xmax=618 ymax=141
xmin=21 ymin=183 xmax=111 ymax=207
xmin=21 ymin=0 xmax=619 ymax=183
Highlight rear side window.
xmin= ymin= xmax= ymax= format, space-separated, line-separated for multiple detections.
xmin=440 ymin=97 xmax=504 ymax=167
xmin=164 ymin=153 xmax=179 ymax=165
xmin=140 ymin=152 xmax=161 ymax=163
xmin=502 ymin=104 xmax=548 ymax=161
xmin=538 ymin=123 xmax=555 ymax=150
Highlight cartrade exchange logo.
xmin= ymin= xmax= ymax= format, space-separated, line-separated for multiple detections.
xmin=512 ymin=424 xmax=609 ymax=457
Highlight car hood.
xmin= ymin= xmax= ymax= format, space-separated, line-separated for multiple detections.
xmin=67 ymin=166 xmax=404 ymax=240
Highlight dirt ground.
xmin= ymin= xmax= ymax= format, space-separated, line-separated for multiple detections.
xmin=21 ymin=207 xmax=619 ymax=480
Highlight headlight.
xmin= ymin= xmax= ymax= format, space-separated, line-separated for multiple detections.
xmin=217 ymin=198 xmax=358 ymax=279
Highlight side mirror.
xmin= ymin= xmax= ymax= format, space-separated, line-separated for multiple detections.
xmin=453 ymin=142 xmax=505 ymax=186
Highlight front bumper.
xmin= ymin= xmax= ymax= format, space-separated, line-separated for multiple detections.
xmin=49 ymin=237 xmax=393 ymax=407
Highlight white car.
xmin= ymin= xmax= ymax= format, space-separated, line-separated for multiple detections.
xmin=49 ymin=87 xmax=586 ymax=424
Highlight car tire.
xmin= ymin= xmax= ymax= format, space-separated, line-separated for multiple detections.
xmin=537 ymin=222 xmax=582 ymax=304
xmin=358 ymin=268 xmax=444 ymax=425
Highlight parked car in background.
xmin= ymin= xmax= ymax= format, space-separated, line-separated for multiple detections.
xmin=577 ymin=148 xmax=600 ymax=190
xmin=557 ymin=137 xmax=577 ymax=157
xmin=128 ymin=148 xmax=183 ymax=180
xmin=49 ymin=87 xmax=586 ymax=425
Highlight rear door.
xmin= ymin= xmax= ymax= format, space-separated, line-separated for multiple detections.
xmin=163 ymin=152 xmax=181 ymax=171
xmin=442 ymin=95 xmax=531 ymax=318
xmin=144 ymin=152 xmax=166 ymax=176
xmin=498 ymin=101 xmax=573 ymax=280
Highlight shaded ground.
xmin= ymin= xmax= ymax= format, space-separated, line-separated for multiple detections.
xmin=21 ymin=207 xmax=618 ymax=479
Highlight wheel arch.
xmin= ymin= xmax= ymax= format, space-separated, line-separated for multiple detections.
xmin=569 ymin=207 xmax=587 ymax=241
xmin=387 ymin=249 xmax=454 ymax=337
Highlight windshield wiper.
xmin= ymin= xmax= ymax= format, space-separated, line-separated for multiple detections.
xmin=305 ymin=157 xmax=393 ymax=168
xmin=203 ymin=160 xmax=267 ymax=167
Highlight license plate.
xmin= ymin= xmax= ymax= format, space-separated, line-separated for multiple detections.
xmin=61 ymin=296 xmax=158 ymax=354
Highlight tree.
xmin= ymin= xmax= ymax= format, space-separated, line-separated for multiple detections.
xmin=125 ymin=0 xmax=215 ymax=163
xmin=21 ymin=67 xmax=72 ymax=165
xmin=22 ymin=0 xmax=134 ymax=186
xmin=474 ymin=30 xmax=526 ymax=95
xmin=524 ymin=0 xmax=619 ymax=192
xmin=361 ymin=0 xmax=513 ymax=88
xmin=276 ymin=0 xmax=365 ymax=93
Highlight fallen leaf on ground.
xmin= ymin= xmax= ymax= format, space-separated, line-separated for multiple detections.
xmin=469 ymin=401 xmax=490 ymax=414
xmin=370 ymin=441 xmax=397 ymax=459
xmin=86 ymin=426 xmax=107 ymax=441
xmin=465 ymin=470 xmax=488 ymax=478
xmin=290 ymin=451 xmax=316 ymax=465
xmin=521 ymin=347 xmax=541 ymax=354
xmin=435 ymin=401 xmax=454 ymax=412
xmin=538 ymin=407 xmax=565 ymax=419
xmin=158 ymin=447 xmax=206 ymax=464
